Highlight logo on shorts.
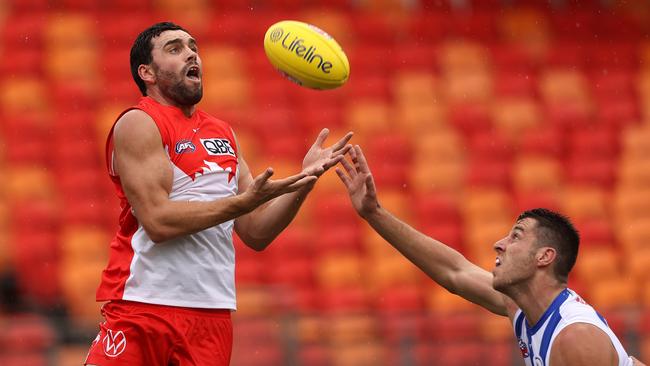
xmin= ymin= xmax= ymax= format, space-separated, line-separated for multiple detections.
xmin=103 ymin=329 xmax=127 ymax=357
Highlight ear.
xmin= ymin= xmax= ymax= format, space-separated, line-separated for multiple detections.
xmin=536 ymin=246 xmax=557 ymax=268
xmin=138 ymin=64 xmax=155 ymax=85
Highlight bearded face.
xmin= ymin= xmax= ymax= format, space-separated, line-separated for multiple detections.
xmin=152 ymin=61 xmax=203 ymax=106
xmin=145 ymin=29 xmax=204 ymax=108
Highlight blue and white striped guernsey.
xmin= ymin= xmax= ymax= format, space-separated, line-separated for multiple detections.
xmin=512 ymin=288 xmax=633 ymax=366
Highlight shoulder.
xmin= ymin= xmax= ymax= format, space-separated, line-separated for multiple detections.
xmin=114 ymin=109 xmax=158 ymax=138
xmin=550 ymin=323 xmax=618 ymax=366
xmin=113 ymin=109 xmax=162 ymax=150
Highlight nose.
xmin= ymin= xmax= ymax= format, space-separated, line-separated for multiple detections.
xmin=185 ymin=47 xmax=197 ymax=62
xmin=493 ymin=237 xmax=506 ymax=253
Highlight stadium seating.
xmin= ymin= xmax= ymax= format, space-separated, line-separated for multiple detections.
xmin=1 ymin=2 xmax=649 ymax=365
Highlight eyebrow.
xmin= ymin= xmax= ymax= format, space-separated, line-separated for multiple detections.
xmin=512 ymin=225 xmax=525 ymax=233
xmin=162 ymin=38 xmax=197 ymax=48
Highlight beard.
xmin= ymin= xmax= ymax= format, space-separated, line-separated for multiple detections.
xmin=153 ymin=63 xmax=203 ymax=106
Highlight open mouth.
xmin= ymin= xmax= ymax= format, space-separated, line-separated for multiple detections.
xmin=495 ymin=257 xmax=501 ymax=267
xmin=186 ymin=65 xmax=200 ymax=81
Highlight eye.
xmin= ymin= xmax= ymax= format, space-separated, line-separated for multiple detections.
xmin=169 ymin=47 xmax=179 ymax=53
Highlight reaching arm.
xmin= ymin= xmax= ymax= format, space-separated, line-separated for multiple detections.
xmin=113 ymin=109 xmax=316 ymax=243
xmin=335 ymin=145 xmax=510 ymax=316
xmin=235 ymin=128 xmax=352 ymax=251
xmin=550 ymin=323 xmax=619 ymax=366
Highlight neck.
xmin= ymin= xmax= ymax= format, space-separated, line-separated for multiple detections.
xmin=506 ymin=277 xmax=566 ymax=326
xmin=146 ymin=89 xmax=196 ymax=118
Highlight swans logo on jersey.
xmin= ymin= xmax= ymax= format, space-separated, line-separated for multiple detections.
xmin=518 ymin=339 xmax=529 ymax=358
xmin=103 ymin=329 xmax=127 ymax=357
xmin=200 ymin=138 xmax=235 ymax=157
xmin=175 ymin=140 xmax=196 ymax=154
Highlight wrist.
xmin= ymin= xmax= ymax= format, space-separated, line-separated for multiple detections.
xmin=360 ymin=203 xmax=382 ymax=222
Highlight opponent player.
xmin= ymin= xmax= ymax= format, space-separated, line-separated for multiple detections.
xmin=335 ymin=146 xmax=644 ymax=366
xmin=84 ymin=22 xmax=352 ymax=365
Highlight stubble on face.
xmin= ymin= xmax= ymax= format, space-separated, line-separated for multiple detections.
xmin=492 ymin=220 xmax=539 ymax=294
xmin=152 ymin=61 xmax=203 ymax=106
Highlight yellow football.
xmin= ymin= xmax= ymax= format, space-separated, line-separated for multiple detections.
xmin=263 ymin=20 xmax=350 ymax=90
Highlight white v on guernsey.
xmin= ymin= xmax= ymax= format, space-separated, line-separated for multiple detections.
xmin=513 ymin=288 xmax=633 ymax=366
xmin=96 ymin=96 xmax=239 ymax=310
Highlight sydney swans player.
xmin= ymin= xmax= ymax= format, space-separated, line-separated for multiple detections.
xmin=84 ymin=22 xmax=352 ymax=366
xmin=335 ymin=146 xmax=644 ymax=366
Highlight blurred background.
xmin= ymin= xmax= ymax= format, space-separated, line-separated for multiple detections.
xmin=1 ymin=0 xmax=650 ymax=365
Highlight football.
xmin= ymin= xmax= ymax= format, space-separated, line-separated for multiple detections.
xmin=263 ymin=20 xmax=350 ymax=90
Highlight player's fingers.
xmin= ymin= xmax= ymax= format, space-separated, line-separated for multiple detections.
xmin=329 ymin=131 xmax=354 ymax=152
xmin=313 ymin=128 xmax=329 ymax=148
xmin=321 ymin=154 xmax=345 ymax=171
xmin=287 ymin=175 xmax=318 ymax=190
xmin=254 ymin=167 xmax=274 ymax=186
xmin=335 ymin=167 xmax=352 ymax=188
xmin=355 ymin=145 xmax=372 ymax=174
xmin=339 ymin=156 xmax=357 ymax=177
xmin=331 ymin=144 xmax=353 ymax=158
xmin=364 ymin=173 xmax=377 ymax=196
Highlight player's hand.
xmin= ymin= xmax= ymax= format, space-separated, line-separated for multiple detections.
xmin=301 ymin=128 xmax=353 ymax=178
xmin=240 ymin=168 xmax=317 ymax=210
xmin=335 ymin=145 xmax=379 ymax=219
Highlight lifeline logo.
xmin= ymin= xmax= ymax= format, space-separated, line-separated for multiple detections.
xmin=103 ymin=329 xmax=127 ymax=357
xmin=270 ymin=29 xmax=333 ymax=74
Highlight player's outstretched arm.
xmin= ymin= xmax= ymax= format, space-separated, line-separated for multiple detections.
xmin=550 ymin=323 xmax=620 ymax=366
xmin=235 ymin=128 xmax=353 ymax=250
xmin=335 ymin=145 xmax=508 ymax=316
xmin=113 ymin=110 xmax=315 ymax=243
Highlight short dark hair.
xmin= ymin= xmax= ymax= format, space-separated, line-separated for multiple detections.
xmin=518 ymin=208 xmax=580 ymax=283
xmin=130 ymin=22 xmax=188 ymax=96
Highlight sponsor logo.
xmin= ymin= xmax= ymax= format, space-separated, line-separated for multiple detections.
xmin=269 ymin=27 xmax=283 ymax=43
xmin=200 ymin=138 xmax=235 ymax=157
xmin=518 ymin=339 xmax=529 ymax=358
xmin=534 ymin=356 xmax=543 ymax=366
xmin=175 ymin=140 xmax=196 ymax=154
xmin=279 ymin=32 xmax=333 ymax=74
xmin=103 ymin=329 xmax=127 ymax=357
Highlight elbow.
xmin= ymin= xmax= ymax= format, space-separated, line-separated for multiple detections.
xmin=141 ymin=218 xmax=175 ymax=244
xmin=242 ymin=237 xmax=273 ymax=252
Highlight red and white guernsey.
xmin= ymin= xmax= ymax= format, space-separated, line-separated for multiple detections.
xmin=97 ymin=96 xmax=239 ymax=309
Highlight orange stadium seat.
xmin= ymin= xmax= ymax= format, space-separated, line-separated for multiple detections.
xmin=613 ymin=186 xmax=650 ymax=223
xmin=491 ymin=96 xmax=541 ymax=140
xmin=367 ymin=254 xmax=423 ymax=292
xmin=374 ymin=285 xmax=426 ymax=314
xmin=325 ymin=313 xmax=378 ymax=345
xmin=330 ymin=341 xmax=385 ymax=366
xmin=4 ymin=165 xmax=56 ymax=201
xmin=574 ymin=246 xmax=621 ymax=287
xmin=0 ymin=77 xmax=49 ymax=116
xmin=316 ymin=253 xmax=365 ymax=289
xmin=511 ymin=155 xmax=562 ymax=192
xmin=426 ymin=286 xmax=478 ymax=314
xmin=589 ymin=277 xmax=639 ymax=310
xmin=442 ymin=69 xmax=494 ymax=105
xmin=319 ymin=287 xmax=371 ymax=314
xmin=561 ymin=185 xmax=609 ymax=220
xmin=618 ymin=158 xmax=650 ymax=189
xmin=344 ymin=99 xmax=392 ymax=136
